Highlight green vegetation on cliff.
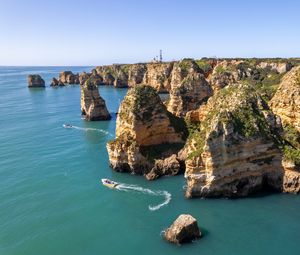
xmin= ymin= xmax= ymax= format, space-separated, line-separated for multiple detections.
xmin=282 ymin=124 xmax=300 ymax=165
xmin=187 ymin=85 xmax=283 ymax=159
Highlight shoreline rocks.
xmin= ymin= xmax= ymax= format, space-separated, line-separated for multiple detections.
xmin=27 ymin=74 xmax=45 ymax=87
xmin=80 ymin=77 xmax=111 ymax=121
xmin=164 ymin=214 xmax=201 ymax=244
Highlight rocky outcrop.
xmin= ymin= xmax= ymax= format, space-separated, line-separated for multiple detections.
xmin=59 ymin=71 xmax=80 ymax=84
xmin=27 ymin=74 xmax=45 ymax=87
xmin=50 ymin=77 xmax=64 ymax=87
xmin=164 ymin=214 xmax=201 ymax=244
xmin=114 ymin=70 xmax=128 ymax=88
xmin=79 ymin=71 xmax=103 ymax=86
xmin=167 ymin=59 xmax=213 ymax=117
xmin=142 ymin=62 xmax=174 ymax=92
xmin=208 ymin=60 xmax=261 ymax=91
xmin=269 ymin=66 xmax=300 ymax=131
xmin=106 ymin=85 xmax=187 ymax=175
xmin=127 ymin=64 xmax=147 ymax=87
xmin=145 ymin=154 xmax=181 ymax=180
xmin=282 ymin=161 xmax=300 ymax=193
xmin=258 ymin=61 xmax=292 ymax=74
xmin=80 ymin=77 xmax=111 ymax=121
xmin=184 ymin=84 xmax=286 ymax=198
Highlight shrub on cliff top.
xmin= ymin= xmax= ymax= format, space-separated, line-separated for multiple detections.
xmin=187 ymin=84 xmax=283 ymax=158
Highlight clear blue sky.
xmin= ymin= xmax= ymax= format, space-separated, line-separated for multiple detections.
xmin=0 ymin=0 xmax=299 ymax=66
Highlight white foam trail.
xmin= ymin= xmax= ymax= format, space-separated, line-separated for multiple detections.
xmin=116 ymin=183 xmax=171 ymax=211
xmin=63 ymin=124 xmax=111 ymax=135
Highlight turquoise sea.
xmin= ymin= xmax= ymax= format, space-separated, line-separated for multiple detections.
xmin=1 ymin=66 xmax=300 ymax=255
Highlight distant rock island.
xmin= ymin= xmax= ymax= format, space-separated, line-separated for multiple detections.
xmin=27 ymin=74 xmax=45 ymax=87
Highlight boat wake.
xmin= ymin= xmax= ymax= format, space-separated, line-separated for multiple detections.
xmin=116 ymin=183 xmax=171 ymax=211
xmin=63 ymin=124 xmax=111 ymax=135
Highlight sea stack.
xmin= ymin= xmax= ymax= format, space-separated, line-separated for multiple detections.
xmin=80 ymin=77 xmax=111 ymax=121
xmin=106 ymin=85 xmax=187 ymax=177
xmin=164 ymin=214 xmax=201 ymax=244
xmin=27 ymin=74 xmax=45 ymax=87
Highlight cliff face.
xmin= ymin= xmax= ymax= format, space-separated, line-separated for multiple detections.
xmin=80 ymin=77 xmax=111 ymax=121
xmin=167 ymin=59 xmax=213 ymax=117
xmin=127 ymin=64 xmax=147 ymax=87
xmin=142 ymin=62 xmax=174 ymax=92
xmin=269 ymin=66 xmax=300 ymax=131
xmin=184 ymin=84 xmax=286 ymax=198
xmin=106 ymin=85 xmax=187 ymax=176
xmin=258 ymin=61 xmax=292 ymax=74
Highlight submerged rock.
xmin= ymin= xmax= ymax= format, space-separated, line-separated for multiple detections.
xmin=106 ymin=85 xmax=187 ymax=176
xmin=164 ymin=214 xmax=201 ymax=244
xmin=80 ymin=77 xmax=111 ymax=121
xmin=27 ymin=74 xmax=45 ymax=87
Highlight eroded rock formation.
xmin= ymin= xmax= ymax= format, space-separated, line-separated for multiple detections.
xmin=80 ymin=77 xmax=111 ymax=121
xmin=258 ymin=61 xmax=292 ymax=74
xmin=184 ymin=84 xmax=287 ymax=198
xmin=127 ymin=64 xmax=147 ymax=87
xmin=27 ymin=74 xmax=45 ymax=87
xmin=106 ymin=85 xmax=187 ymax=175
xmin=269 ymin=66 xmax=300 ymax=131
xmin=164 ymin=214 xmax=201 ymax=244
xmin=142 ymin=62 xmax=174 ymax=92
xmin=59 ymin=71 xmax=80 ymax=84
xmin=50 ymin=77 xmax=64 ymax=87
xmin=167 ymin=59 xmax=213 ymax=117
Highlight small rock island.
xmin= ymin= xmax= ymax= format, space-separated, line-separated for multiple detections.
xmin=80 ymin=77 xmax=111 ymax=121
xmin=27 ymin=74 xmax=45 ymax=87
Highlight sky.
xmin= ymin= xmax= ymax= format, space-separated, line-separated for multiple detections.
xmin=0 ymin=0 xmax=299 ymax=66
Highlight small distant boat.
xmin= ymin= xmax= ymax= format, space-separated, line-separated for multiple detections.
xmin=101 ymin=178 xmax=119 ymax=189
xmin=63 ymin=124 xmax=72 ymax=128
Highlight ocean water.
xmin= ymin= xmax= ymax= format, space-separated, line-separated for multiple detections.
xmin=0 ymin=66 xmax=300 ymax=255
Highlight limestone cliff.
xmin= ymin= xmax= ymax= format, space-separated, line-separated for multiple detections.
xmin=269 ymin=66 xmax=300 ymax=131
xmin=258 ymin=61 xmax=292 ymax=74
xmin=167 ymin=59 xmax=213 ymax=117
xmin=142 ymin=62 xmax=174 ymax=92
xmin=80 ymin=77 xmax=111 ymax=121
xmin=184 ymin=84 xmax=289 ymax=198
xmin=106 ymin=85 xmax=187 ymax=176
xmin=127 ymin=64 xmax=147 ymax=87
